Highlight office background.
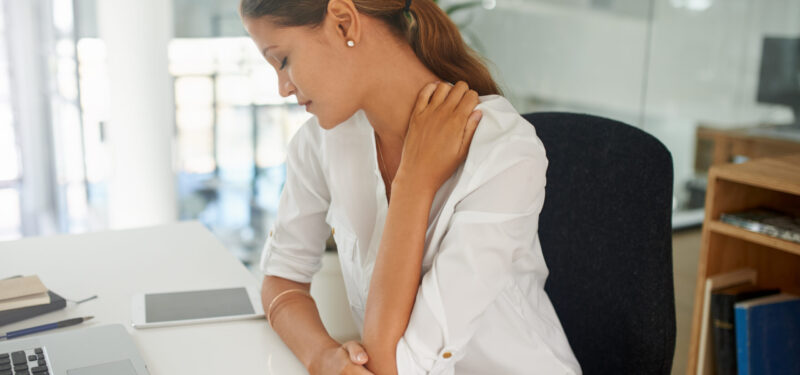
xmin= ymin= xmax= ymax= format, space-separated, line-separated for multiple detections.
xmin=0 ymin=0 xmax=798 ymax=373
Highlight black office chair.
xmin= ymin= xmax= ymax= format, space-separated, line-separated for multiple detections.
xmin=522 ymin=112 xmax=676 ymax=374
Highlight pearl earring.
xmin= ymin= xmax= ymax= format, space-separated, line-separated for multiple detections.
xmin=346 ymin=40 xmax=355 ymax=47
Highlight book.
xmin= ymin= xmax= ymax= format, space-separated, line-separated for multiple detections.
xmin=0 ymin=275 xmax=51 ymax=311
xmin=711 ymin=284 xmax=780 ymax=375
xmin=0 ymin=290 xmax=67 ymax=327
xmin=696 ymin=268 xmax=757 ymax=375
xmin=735 ymin=293 xmax=800 ymax=375
xmin=720 ymin=208 xmax=800 ymax=244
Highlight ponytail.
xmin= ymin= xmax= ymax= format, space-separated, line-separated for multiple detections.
xmin=401 ymin=0 xmax=501 ymax=96
xmin=240 ymin=0 xmax=502 ymax=96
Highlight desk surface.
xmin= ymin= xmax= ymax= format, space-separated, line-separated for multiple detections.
xmin=0 ymin=221 xmax=307 ymax=374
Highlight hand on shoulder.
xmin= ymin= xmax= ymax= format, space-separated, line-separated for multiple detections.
xmin=395 ymin=81 xmax=483 ymax=195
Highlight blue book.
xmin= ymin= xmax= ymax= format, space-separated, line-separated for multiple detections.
xmin=734 ymin=293 xmax=800 ymax=375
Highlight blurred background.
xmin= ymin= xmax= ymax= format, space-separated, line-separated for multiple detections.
xmin=2 ymin=1 xmax=799 ymax=372
xmin=1 ymin=0 xmax=798 ymax=269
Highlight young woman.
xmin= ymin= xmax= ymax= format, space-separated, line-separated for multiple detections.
xmin=240 ymin=0 xmax=581 ymax=374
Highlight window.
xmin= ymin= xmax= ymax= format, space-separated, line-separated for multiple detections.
xmin=0 ymin=0 xmax=22 ymax=240
xmin=170 ymin=37 xmax=311 ymax=265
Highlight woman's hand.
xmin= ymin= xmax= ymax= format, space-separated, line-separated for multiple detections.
xmin=308 ymin=340 xmax=374 ymax=375
xmin=395 ymin=81 xmax=483 ymax=195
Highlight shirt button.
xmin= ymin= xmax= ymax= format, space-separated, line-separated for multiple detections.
xmin=331 ymin=228 xmax=335 ymax=235
xmin=442 ymin=352 xmax=452 ymax=359
xmin=269 ymin=230 xmax=273 ymax=237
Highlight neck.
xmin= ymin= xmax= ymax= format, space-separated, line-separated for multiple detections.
xmin=359 ymin=43 xmax=440 ymax=154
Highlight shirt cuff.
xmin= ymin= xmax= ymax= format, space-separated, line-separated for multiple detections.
xmin=396 ymin=336 xmax=461 ymax=375
xmin=259 ymin=242 xmax=318 ymax=284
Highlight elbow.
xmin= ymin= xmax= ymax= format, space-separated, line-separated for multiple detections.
xmin=261 ymin=275 xmax=310 ymax=306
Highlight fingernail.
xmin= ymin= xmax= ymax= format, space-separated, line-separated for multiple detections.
xmin=357 ymin=353 xmax=366 ymax=361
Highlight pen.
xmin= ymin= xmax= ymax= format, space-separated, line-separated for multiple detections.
xmin=0 ymin=316 xmax=94 ymax=340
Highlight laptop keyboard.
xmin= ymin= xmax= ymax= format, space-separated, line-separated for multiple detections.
xmin=0 ymin=348 xmax=50 ymax=375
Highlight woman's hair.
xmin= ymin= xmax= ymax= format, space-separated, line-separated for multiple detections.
xmin=240 ymin=0 xmax=502 ymax=96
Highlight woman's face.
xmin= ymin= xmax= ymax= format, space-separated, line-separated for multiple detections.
xmin=243 ymin=15 xmax=363 ymax=129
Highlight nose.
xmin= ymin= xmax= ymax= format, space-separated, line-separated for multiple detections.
xmin=278 ymin=73 xmax=296 ymax=98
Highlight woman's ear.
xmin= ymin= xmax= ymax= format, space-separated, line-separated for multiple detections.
xmin=327 ymin=0 xmax=361 ymax=45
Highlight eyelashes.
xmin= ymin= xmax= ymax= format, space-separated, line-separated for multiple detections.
xmin=280 ymin=57 xmax=287 ymax=70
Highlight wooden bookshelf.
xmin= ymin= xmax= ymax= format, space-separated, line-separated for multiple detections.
xmin=687 ymin=154 xmax=800 ymax=374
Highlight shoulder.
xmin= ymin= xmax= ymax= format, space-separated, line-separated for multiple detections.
xmin=463 ymin=95 xmax=547 ymax=183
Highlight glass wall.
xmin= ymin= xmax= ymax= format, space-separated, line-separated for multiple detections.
xmin=460 ymin=0 xmax=800 ymax=227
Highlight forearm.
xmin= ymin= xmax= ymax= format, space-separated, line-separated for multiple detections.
xmin=262 ymin=276 xmax=340 ymax=371
xmin=362 ymin=179 xmax=435 ymax=374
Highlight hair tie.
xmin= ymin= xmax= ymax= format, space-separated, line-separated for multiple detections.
xmin=403 ymin=0 xmax=412 ymax=12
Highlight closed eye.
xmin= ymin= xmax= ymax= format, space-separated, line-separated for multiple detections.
xmin=280 ymin=57 xmax=287 ymax=70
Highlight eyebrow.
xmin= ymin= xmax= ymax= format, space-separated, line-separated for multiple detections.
xmin=261 ymin=45 xmax=278 ymax=57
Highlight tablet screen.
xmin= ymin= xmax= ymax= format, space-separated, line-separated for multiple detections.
xmin=145 ymin=287 xmax=255 ymax=323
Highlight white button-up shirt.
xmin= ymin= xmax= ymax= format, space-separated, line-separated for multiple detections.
xmin=260 ymin=95 xmax=582 ymax=374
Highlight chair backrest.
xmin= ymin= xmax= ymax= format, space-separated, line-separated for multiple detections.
xmin=522 ymin=112 xmax=676 ymax=374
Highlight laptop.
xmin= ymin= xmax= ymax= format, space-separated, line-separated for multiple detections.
xmin=0 ymin=324 xmax=149 ymax=375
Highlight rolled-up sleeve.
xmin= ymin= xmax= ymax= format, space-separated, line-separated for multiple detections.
xmin=260 ymin=122 xmax=332 ymax=283
xmin=396 ymin=143 xmax=548 ymax=374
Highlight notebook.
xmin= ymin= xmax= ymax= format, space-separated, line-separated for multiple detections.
xmin=0 ymin=276 xmax=50 ymax=312
xmin=0 ymin=291 xmax=67 ymax=327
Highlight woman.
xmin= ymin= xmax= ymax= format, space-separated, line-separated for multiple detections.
xmin=241 ymin=0 xmax=581 ymax=373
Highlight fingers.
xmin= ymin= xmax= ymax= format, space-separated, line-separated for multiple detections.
xmin=417 ymin=81 xmax=473 ymax=113
xmin=414 ymin=82 xmax=438 ymax=113
xmin=442 ymin=81 xmax=469 ymax=109
xmin=460 ymin=109 xmax=483 ymax=156
xmin=428 ymin=81 xmax=453 ymax=108
xmin=455 ymin=88 xmax=479 ymax=116
xmin=342 ymin=341 xmax=369 ymax=365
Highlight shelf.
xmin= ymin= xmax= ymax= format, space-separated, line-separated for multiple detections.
xmin=707 ymin=220 xmax=800 ymax=257
xmin=690 ymin=154 xmax=800 ymax=374
xmin=711 ymin=154 xmax=800 ymax=196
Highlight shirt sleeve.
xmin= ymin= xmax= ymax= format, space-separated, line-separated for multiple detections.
xmin=395 ymin=139 xmax=548 ymax=374
xmin=259 ymin=122 xmax=332 ymax=283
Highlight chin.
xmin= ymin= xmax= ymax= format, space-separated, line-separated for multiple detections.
xmin=315 ymin=110 xmax=358 ymax=130
xmin=316 ymin=118 xmax=339 ymax=130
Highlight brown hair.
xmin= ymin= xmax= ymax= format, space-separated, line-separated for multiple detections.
xmin=240 ymin=0 xmax=502 ymax=96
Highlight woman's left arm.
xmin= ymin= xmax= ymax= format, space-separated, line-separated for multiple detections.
xmin=361 ymin=81 xmax=482 ymax=375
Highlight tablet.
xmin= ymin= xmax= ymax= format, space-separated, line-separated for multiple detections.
xmin=130 ymin=286 xmax=264 ymax=328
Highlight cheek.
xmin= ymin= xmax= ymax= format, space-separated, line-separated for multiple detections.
xmin=297 ymin=47 xmax=361 ymax=128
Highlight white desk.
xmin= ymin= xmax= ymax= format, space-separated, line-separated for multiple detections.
xmin=0 ymin=221 xmax=313 ymax=374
